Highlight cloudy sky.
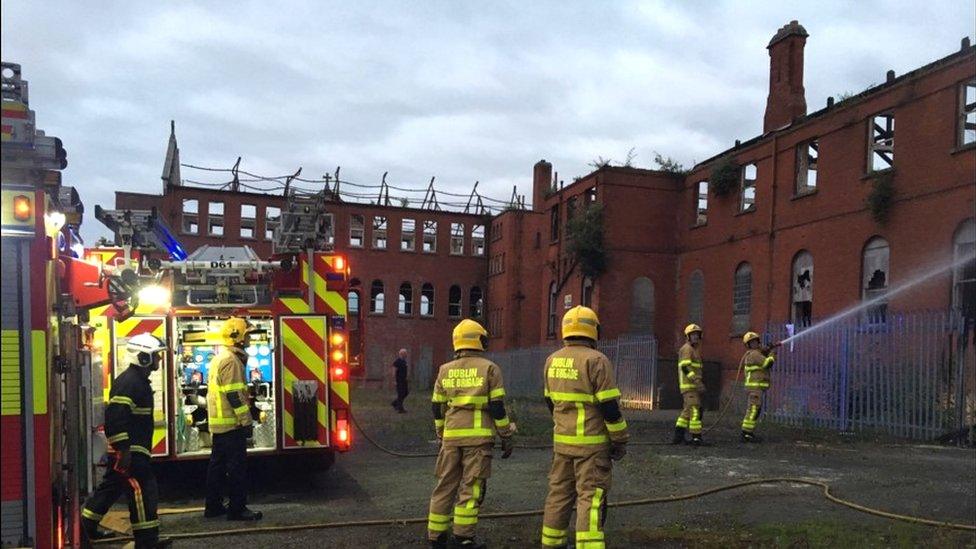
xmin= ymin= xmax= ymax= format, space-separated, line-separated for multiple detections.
xmin=3 ymin=1 xmax=973 ymax=241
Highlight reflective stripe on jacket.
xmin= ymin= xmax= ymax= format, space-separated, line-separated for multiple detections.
xmin=678 ymin=343 xmax=705 ymax=393
xmin=206 ymin=347 xmax=253 ymax=434
xmin=544 ymin=341 xmax=629 ymax=456
xmin=105 ymin=365 xmax=155 ymax=456
xmin=742 ymin=349 xmax=774 ymax=389
xmin=432 ymin=351 xmax=512 ymax=446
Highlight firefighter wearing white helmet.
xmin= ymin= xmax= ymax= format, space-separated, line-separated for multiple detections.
xmin=82 ymin=333 xmax=170 ymax=548
xmin=740 ymin=331 xmax=775 ymax=443
xmin=541 ymin=306 xmax=628 ymax=549
xmin=427 ymin=319 xmax=515 ymax=549
xmin=674 ymin=323 xmax=706 ymax=445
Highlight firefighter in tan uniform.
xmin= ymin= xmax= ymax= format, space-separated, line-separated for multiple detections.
xmin=673 ymin=324 xmax=706 ymax=446
xmin=740 ymin=331 xmax=775 ymax=443
xmin=427 ymin=319 xmax=515 ymax=549
xmin=541 ymin=306 xmax=629 ymax=549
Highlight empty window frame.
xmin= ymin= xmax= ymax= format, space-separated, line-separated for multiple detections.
xmin=549 ymin=204 xmax=560 ymax=241
xmin=795 ymin=139 xmax=819 ymax=195
xmin=349 ymin=290 xmax=360 ymax=316
xmin=471 ymin=224 xmax=485 ymax=256
xmin=448 ymin=285 xmax=462 ymax=317
xmin=581 ymin=276 xmax=594 ymax=307
xmin=960 ymin=81 xmax=976 ymax=147
xmin=373 ymin=216 xmax=388 ymax=249
xmin=868 ymin=113 xmax=895 ymax=172
xmin=182 ymin=199 xmax=199 ymax=234
xmin=740 ymin=164 xmax=757 ymax=212
xmin=565 ymin=197 xmax=578 ymax=237
xmin=585 ymin=186 xmax=597 ymax=204
xmin=421 ymin=283 xmax=435 ymax=316
xmin=349 ymin=214 xmax=365 ymax=247
xmin=398 ymin=282 xmax=413 ymax=315
xmin=423 ymin=221 xmax=437 ymax=253
xmin=469 ymin=286 xmax=484 ymax=318
xmin=862 ymin=237 xmax=890 ymax=323
xmin=547 ymin=282 xmax=558 ymax=336
xmin=491 ymin=221 xmax=503 ymax=242
xmin=450 ymin=223 xmax=464 ymax=255
xmin=695 ymin=181 xmax=708 ymax=225
xmin=401 ymin=219 xmax=416 ymax=251
xmin=265 ymin=206 xmax=281 ymax=240
xmin=208 ymin=201 xmax=224 ymax=236
xmin=240 ymin=204 xmax=257 ymax=239
xmin=325 ymin=213 xmax=335 ymax=246
xmin=952 ymin=218 xmax=976 ymax=323
xmin=370 ymin=280 xmax=385 ymax=313
xmin=732 ymin=262 xmax=752 ymax=335
xmin=791 ymin=251 xmax=814 ymax=328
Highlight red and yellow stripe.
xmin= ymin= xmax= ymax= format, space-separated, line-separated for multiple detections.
xmin=112 ymin=317 xmax=169 ymax=456
xmin=280 ymin=316 xmax=328 ymax=447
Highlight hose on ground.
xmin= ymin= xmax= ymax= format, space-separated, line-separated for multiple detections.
xmin=92 ymin=477 xmax=975 ymax=544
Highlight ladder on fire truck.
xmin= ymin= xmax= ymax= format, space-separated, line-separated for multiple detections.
xmin=273 ymin=189 xmax=335 ymax=253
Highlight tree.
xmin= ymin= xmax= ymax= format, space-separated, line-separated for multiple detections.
xmin=566 ymin=203 xmax=607 ymax=278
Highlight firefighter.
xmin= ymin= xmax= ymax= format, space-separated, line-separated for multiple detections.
xmin=427 ymin=319 xmax=515 ymax=549
xmin=541 ymin=306 xmax=629 ymax=549
xmin=204 ymin=317 xmax=263 ymax=521
xmin=81 ymin=333 xmax=170 ymax=548
xmin=740 ymin=331 xmax=775 ymax=443
xmin=673 ymin=324 xmax=706 ymax=446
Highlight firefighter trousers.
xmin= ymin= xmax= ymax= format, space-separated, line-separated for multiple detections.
xmin=427 ymin=442 xmax=492 ymax=541
xmin=541 ymin=450 xmax=612 ymax=548
xmin=206 ymin=428 xmax=249 ymax=513
xmin=741 ymin=389 xmax=765 ymax=433
xmin=81 ymin=453 xmax=159 ymax=548
xmin=675 ymin=391 xmax=704 ymax=434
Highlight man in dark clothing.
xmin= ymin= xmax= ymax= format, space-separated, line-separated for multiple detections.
xmin=391 ymin=348 xmax=409 ymax=413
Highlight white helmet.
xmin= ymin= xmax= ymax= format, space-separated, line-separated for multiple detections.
xmin=126 ymin=333 xmax=166 ymax=371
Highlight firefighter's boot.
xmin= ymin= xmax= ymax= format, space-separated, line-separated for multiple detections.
xmin=671 ymin=426 xmax=687 ymax=445
xmin=741 ymin=431 xmax=762 ymax=443
xmin=227 ymin=507 xmax=263 ymax=521
xmin=430 ymin=532 xmax=450 ymax=549
xmin=690 ymin=433 xmax=703 ymax=446
xmin=80 ymin=518 xmax=111 ymax=549
xmin=449 ymin=535 xmax=487 ymax=549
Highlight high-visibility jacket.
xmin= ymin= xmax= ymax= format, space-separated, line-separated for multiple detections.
xmin=544 ymin=341 xmax=629 ymax=457
xmin=432 ymin=350 xmax=513 ymax=446
xmin=105 ymin=365 xmax=155 ymax=457
xmin=742 ymin=349 xmax=775 ymax=389
xmin=206 ymin=347 xmax=253 ymax=434
xmin=677 ymin=342 xmax=705 ymax=394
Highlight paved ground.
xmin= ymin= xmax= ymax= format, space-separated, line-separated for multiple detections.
xmin=101 ymin=388 xmax=975 ymax=548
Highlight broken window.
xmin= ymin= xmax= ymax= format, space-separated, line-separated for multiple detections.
xmin=421 ymin=283 xmax=435 ymax=316
xmin=471 ymin=224 xmax=485 ymax=256
xmin=688 ymin=269 xmax=704 ymax=327
xmin=795 ymin=139 xmax=818 ymax=195
xmin=241 ymin=204 xmax=256 ymax=239
xmin=182 ymin=199 xmax=198 ymax=234
xmin=547 ymin=282 xmax=558 ymax=337
xmin=469 ymin=286 xmax=484 ymax=318
xmin=565 ymin=197 xmax=578 ymax=237
xmin=349 ymin=214 xmax=365 ymax=247
xmin=695 ymin=181 xmax=708 ymax=225
xmin=492 ymin=221 xmax=503 ymax=242
xmin=952 ymin=218 xmax=976 ymax=324
xmin=325 ymin=213 xmax=335 ymax=246
xmin=372 ymin=216 xmax=387 ymax=249
xmin=401 ymin=218 xmax=415 ymax=251
xmin=423 ymin=221 xmax=437 ymax=253
xmin=265 ymin=206 xmax=281 ymax=240
xmin=450 ymin=223 xmax=464 ymax=255
xmin=740 ymin=164 xmax=757 ymax=212
xmin=448 ymin=285 xmax=462 ymax=318
xmin=868 ymin=113 xmax=895 ymax=172
xmin=791 ymin=251 xmax=814 ymax=328
xmin=629 ymin=277 xmax=655 ymax=335
xmin=960 ymin=81 xmax=976 ymax=147
xmin=732 ymin=262 xmax=752 ymax=335
xmin=398 ymin=282 xmax=413 ymax=315
xmin=370 ymin=279 xmax=385 ymax=314
xmin=208 ymin=201 xmax=224 ymax=236
xmin=581 ymin=276 xmax=594 ymax=307
xmin=585 ymin=186 xmax=597 ymax=204
xmin=550 ymin=204 xmax=560 ymax=241
xmin=862 ymin=237 xmax=890 ymax=323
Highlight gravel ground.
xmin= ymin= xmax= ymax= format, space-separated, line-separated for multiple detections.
xmin=101 ymin=388 xmax=975 ymax=548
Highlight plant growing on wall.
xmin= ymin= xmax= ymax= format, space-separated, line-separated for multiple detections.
xmin=566 ymin=203 xmax=606 ymax=278
xmin=710 ymin=156 xmax=741 ymax=197
xmin=866 ymin=169 xmax=896 ymax=224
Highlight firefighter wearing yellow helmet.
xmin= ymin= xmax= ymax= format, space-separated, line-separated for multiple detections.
xmin=540 ymin=306 xmax=628 ymax=549
xmin=674 ymin=323 xmax=706 ymax=445
xmin=427 ymin=319 xmax=515 ymax=549
xmin=740 ymin=331 xmax=775 ymax=443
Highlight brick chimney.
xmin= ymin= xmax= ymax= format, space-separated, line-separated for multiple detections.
xmin=532 ymin=159 xmax=552 ymax=212
xmin=763 ymin=20 xmax=809 ymax=132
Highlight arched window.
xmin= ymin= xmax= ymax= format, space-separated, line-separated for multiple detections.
xmin=547 ymin=282 xmax=558 ymax=336
xmin=732 ymin=262 xmax=752 ymax=335
xmin=791 ymin=251 xmax=814 ymax=327
xmin=348 ymin=290 xmax=360 ymax=316
xmin=421 ymin=283 xmax=435 ymax=316
xmin=629 ymin=277 xmax=655 ymax=334
xmin=862 ymin=237 xmax=890 ymax=322
xmin=953 ymin=218 xmax=975 ymax=323
xmin=688 ymin=270 xmax=704 ymax=327
xmin=581 ymin=276 xmax=594 ymax=307
xmin=469 ymin=287 xmax=484 ymax=318
xmin=370 ymin=280 xmax=385 ymax=314
xmin=398 ymin=282 xmax=413 ymax=315
xmin=448 ymin=285 xmax=462 ymax=318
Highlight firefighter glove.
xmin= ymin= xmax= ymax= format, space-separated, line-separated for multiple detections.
xmin=501 ymin=436 xmax=514 ymax=459
xmin=610 ymin=441 xmax=627 ymax=461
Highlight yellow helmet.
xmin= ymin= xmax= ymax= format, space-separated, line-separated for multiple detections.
xmin=562 ymin=306 xmax=600 ymax=341
xmin=742 ymin=331 xmax=761 ymax=345
xmin=684 ymin=323 xmax=703 ymax=336
xmin=452 ymin=319 xmax=488 ymax=351
xmin=220 ymin=317 xmax=256 ymax=346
